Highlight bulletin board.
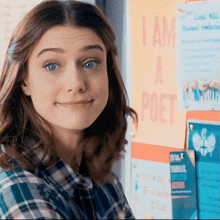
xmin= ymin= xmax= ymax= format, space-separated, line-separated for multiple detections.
xmin=129 ymin=0 xmax=220 ymax=219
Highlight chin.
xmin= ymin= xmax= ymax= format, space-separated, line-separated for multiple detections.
xmin=59 ymin=120 xmax=96 ymax=131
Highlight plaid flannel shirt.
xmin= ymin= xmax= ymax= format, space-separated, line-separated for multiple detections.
xmin=0 ymin=133 xmax=135 ymax=219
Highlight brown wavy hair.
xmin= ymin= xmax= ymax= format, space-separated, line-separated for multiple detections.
xmin=0 ymin=0 xmax=138 ymax=184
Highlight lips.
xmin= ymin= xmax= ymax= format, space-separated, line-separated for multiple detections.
xmin=58 ymin=100 xmax=93 ymax=106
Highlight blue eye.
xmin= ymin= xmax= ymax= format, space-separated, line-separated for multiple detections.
xmin=45 ymin=63 xmax=58 ymax=71
xmin=83 ymin=61 xmax=98 ymax=69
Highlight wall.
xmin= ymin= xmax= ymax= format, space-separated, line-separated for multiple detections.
xmin=104 ymin=0 xmax=133 ymax=202
xmin=77 ymin=0 xmax=95 ymax=4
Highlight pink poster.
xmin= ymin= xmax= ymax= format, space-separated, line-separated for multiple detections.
xmin=129 ymin=0 xmax=186 ymax=149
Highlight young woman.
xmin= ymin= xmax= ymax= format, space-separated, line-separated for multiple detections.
xmin=0 ymin=0 xmax=137 ymax=219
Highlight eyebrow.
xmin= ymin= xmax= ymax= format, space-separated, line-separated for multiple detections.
xmin=36 ymin=44 xmax=105 ymax=58
xmin=80 ymin=44 xmax=104 ymax=52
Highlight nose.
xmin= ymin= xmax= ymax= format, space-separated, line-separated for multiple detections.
xmin=63 ymin=63 xmax=87 ymax=93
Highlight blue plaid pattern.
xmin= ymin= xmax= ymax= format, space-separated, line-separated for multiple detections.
xmin=0 ymin=135 xmax=135 ymax=219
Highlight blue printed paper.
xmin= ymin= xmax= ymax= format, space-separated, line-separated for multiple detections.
xmin=187 ymin=120 xmax=220 ymax=219
xmin=170 ymin=150 xmax=198 ymax=219
xmin=176 ymin=1 xmax=220 ymax=110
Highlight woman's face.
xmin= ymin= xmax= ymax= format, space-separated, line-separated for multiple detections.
xmin=22 ymin=24 xmax=108 ymax=133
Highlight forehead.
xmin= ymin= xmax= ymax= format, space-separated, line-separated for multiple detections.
xmin=30 ymin=24 xmax=106 ymax=56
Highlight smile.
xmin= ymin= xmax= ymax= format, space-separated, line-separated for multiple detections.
xmin=57 ymin=100 xmax=93 ymax=107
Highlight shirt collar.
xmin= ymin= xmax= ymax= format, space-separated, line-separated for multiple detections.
xmin=20 ymin=131 xmax=50 ymax=167
xmin=38 ymin=158 xmax=93 ymax=190
xmin=21 ymin=131 xmax=94 ymax=197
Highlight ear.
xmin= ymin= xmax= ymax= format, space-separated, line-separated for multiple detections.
xmin=21 ymin=78 xmax=31 ymax=96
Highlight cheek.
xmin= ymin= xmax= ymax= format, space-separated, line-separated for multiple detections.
xmin=29 ymin=76 xmax=56 ymax=106
xmin=98 ymin=74 xmax=109 ymax=102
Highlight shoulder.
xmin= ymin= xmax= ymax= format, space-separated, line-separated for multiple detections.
xmin=0 ymin=167 xmax=44 ymax=203
xmin=98 ymin=173 xmax=126 ymax=203
xmin=95 ymin=173 xmax=135 ymax=219
xmin=0 ymin=166 xmax=43 ymax=187
xmin=0 ymin=167 xmax=64 ymax=219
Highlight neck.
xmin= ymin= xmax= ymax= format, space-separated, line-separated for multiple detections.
xmin=56 ymin=142 xmax=83 ymax=172
xmin=51 ymin=127 xmax=84 ymax=172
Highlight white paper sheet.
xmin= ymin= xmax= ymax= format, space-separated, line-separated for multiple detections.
xmin=176 ymin=1 xmax=220 ymax=110
xmin=131 ymin=159 xmax=172 ymax=219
